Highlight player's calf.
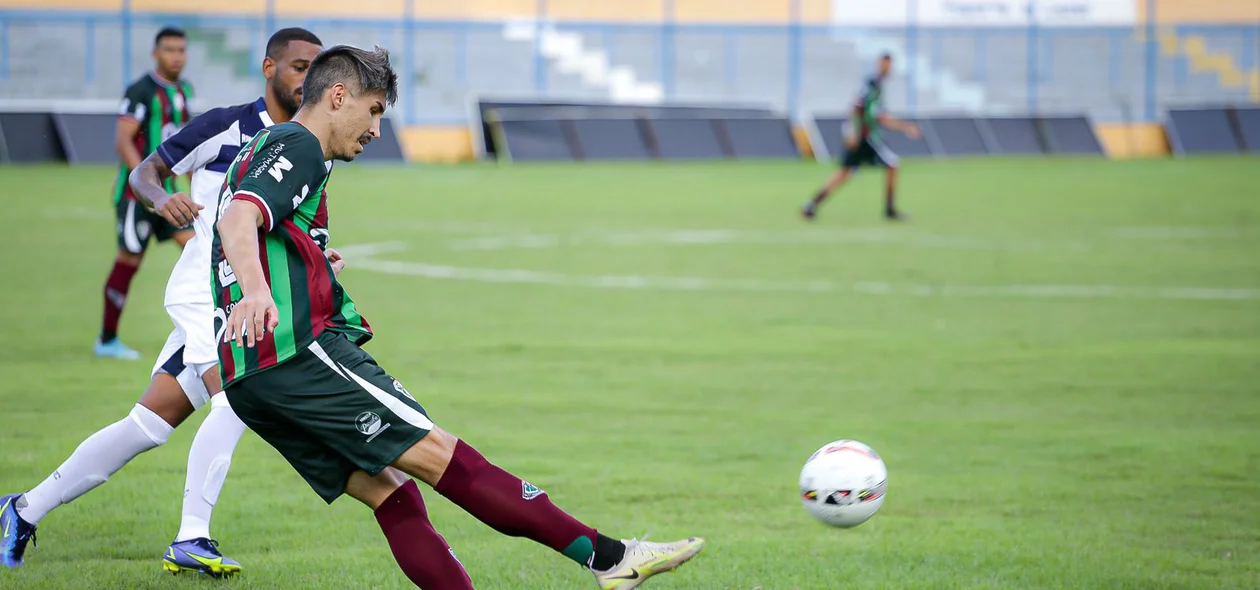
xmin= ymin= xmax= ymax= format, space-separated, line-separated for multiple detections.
xmin=348 ymin=472 xmax=474 ymax=589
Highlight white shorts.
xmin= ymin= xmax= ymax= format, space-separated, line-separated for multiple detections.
xmin=150 ymin=302 xmax=218 ymax=410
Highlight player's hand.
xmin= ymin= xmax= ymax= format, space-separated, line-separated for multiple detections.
xmin=154 ymin=192 xmax=204 ymax=227
xmin=325 ymin=248 xmax=345 ymax=276
xmin=226 ymin=292 xmax=279 ymax=349
xmin=845 ymin=135 xmax=859 ymax=150
xmin=905 ymin=124 xmax=921 ymax=140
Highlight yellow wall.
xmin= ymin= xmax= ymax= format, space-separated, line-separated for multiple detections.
xmin=273 ymin=0 xmax=401 ymax=17
xmin=1095 ymin=123 xmax=1171 ymax=159
xmin=1138 ymin=0 xmax=1260 ymax=24
xmin=399 ymin=126 xmax=475 ymax=163
xmin=132 ymin=0 xmax=263 ymax=13
xmin=412 ymin=0 xmax=536 ymax=19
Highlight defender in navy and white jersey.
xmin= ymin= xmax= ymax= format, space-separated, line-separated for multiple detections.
xmin=0 ymin=28 xmax=324 ymax=578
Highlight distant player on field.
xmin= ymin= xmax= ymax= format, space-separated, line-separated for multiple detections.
xmin=0 ymin=28 xmax=325 ymax=578
xmin=802 ymin=53 xmax=920 ymax=221
xmin=97 ymin=26 xmax=194 ymax=360
xmin=212 ymin=44 xmax=704 ymax=589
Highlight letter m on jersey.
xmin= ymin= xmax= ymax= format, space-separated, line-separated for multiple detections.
xmin=268 ymin=155 xmax=294 ymax=182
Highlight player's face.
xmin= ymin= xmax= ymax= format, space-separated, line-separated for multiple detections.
xmin=154 ymin=37 xmax=187 ymax=79
xmin=267 ymin=41 xmax=323 ymax=118
xmin=331 ymin=87 xmax=386 ymax=162
xmin=878 ymin=57 xmax=892 ymax=78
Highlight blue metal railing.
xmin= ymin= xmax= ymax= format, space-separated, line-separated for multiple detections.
xmin=0 ymin=6 xmax=1257 ymax=126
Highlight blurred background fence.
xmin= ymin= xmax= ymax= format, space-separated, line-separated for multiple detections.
xmin=0 ymin=0 xmax=1255 ymax=128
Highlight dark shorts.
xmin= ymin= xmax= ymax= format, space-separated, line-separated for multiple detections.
xmin=225 ymin=330 xmax=434 ymax=503
xmin=840 ymin=138 xmax=900 ymax=170
xmin=115 ymin=197 xmax=189 ymax=254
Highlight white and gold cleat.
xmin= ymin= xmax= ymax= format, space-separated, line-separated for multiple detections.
xmin=593 ymin=536 xmax=705 ymax=589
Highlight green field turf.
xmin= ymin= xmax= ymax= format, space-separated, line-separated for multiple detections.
xmin=1 ymin=157 xmax=1259 ymax=590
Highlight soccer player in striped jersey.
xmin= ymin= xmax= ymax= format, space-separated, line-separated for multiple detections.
xmin=98 ymin=26 xmax=195 ymax=360
xmin=803 ymin=53 xmax=920 ymax=221
xmin=0 ymin=28 xmax=324 ymax=578
xmin=213 ymin=45 xmax=704 ymax=589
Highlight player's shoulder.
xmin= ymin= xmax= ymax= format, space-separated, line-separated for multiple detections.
xmin=262 ymin=122 xmax=323 ymax=157
xmin=123 ymin=74 xmax=157 ymax=97
xmin=194 ymin=101 xmax=258 ymax=129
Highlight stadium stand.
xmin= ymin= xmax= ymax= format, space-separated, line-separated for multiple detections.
xmin=0 ymin=0 xmax=1256 ymax=162
xmin=1165 ymin=106 xmax=1250 ymax=155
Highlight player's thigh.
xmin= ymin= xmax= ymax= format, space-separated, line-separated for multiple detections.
xmin=869 ymin=139 xmax=900 ymax=169
xmin=152 ymin=310 xmax=215 ymax=409
xmin=115 ymin=198 xmax=153 ymax=255
xmin=169 ymin=302 xmax=218 ymax=390
xmin=227 ymin=380 xmax=357 ymax=504
xmin=227 ymin=332 xmax=435 ymax=501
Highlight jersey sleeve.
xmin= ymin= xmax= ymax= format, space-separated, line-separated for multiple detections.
xmin=118 ymin=81 xmax=152 ymax=122
xmin=232 ymin=130 xmax=324 ymax=232
xmin=157 ymin=107 xmax=236 ymax=175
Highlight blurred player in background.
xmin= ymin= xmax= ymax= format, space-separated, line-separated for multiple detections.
xmin=97 ymin=26 xmax=194 ymax=360
xmin=213 ymin=44 xmax=704 ymax=590
xmin=802 ymin=53 xmax=920 ymax=222
xmin=0 ymin=28 xmax=324 ymax=578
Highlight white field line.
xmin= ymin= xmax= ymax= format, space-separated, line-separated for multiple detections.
xmin=342 ymin=241 xmax=1260 ymax=302
xmin=445 ymin=229 xmax=1068 ymax=252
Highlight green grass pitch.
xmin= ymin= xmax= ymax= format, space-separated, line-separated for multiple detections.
xmin=1 ymin=156 xmax=1258 ymax=589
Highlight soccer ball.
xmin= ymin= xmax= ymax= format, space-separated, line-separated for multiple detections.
xmin=799 ymin=439 xmax=888 ymax=528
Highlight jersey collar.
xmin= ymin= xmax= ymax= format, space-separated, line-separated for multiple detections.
xmin=255 ymin=97 xmax=275 ymax=127
xmin=148 ymin=70 xmax=180 ymax=88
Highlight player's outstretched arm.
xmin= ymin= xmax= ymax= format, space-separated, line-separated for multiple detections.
xmin=218 ymin=200 xmax=278 ymax=349
xmin=879 ymin=115 xmax=920 ymax=139
xmin=128 ymin=154 xmax=203 ymax=226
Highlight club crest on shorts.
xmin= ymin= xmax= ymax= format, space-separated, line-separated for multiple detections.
xmin=355 ymin=411 xmax=383 ymax=436
xmin=521 ymin=481 xmax=545 ymax=500
xmin=393 ymin=379 xmax=415 ymax=401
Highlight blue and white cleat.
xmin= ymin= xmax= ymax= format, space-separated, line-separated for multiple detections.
xmin=95 ymin=338 xmax=141 ymax=360
xmin=0 ymin=494 xmax=37 ymax=568
xmin=163 ymin=538 xmax=241 ymax=578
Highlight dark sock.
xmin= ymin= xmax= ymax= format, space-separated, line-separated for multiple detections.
xmin=101 ymin=260 xmax=138 ymax=342
xmin=435 ymin=439 xmax=609 ymax=567
xmin=375 ymin=480 xmax=474 ymax=589
xmin=885 ymin=189 xmax=896 ymax=214
xmin=591 ymin=533 xmax=626 ymax=571
xmin=811 ymin=189 xmax=828 ymax=206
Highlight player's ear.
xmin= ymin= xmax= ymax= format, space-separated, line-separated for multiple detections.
xmin=330 ymin=82 xmax=346 ymax=110
xmin=262 ymin=56 xmax=276 ymax=80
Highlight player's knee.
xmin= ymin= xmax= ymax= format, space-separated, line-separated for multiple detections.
xmin=116 ymin=250 xmax=143 ymax=266
xmin=393 ymin=426 xmax=459 ymax=487
xmin=128 ymin=403 xmax=174 ymax=446
xmin=346 ymin=468 xmax=409 ymax=510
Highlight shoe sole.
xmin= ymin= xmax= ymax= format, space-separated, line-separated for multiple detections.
xmin=163 ymin=559 xmax=241 ymax=578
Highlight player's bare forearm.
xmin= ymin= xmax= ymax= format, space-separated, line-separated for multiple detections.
xmin=115 ymin=118 xmax=144 ymax=169
xmin=218 ymin=201 xmax=270 ymax=297
xmin=879 ymin=115 xmax=920 ymax=138
xmin=128 ymin=155 xmax=172 ymax=210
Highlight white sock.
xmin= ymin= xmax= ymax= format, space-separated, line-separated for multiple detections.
xmin=174 ymin=394 xmax=246 ymax=542
xmin=16 ymin=404 xmax=172 ymax=525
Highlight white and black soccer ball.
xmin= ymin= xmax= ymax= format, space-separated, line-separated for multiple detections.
xmin=799 ymin=439 xmax=888 ymax=528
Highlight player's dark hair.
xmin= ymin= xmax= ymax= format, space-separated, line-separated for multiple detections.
xmin=301 ymin=44 xmax=398 ymax=108
xmin=880 ymin=52 xmax=892 ymax=61
xmin=266 ymin=27 xmax=323 ymax=59
xmin=154 ymin=27 xmax=186 ymax=47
